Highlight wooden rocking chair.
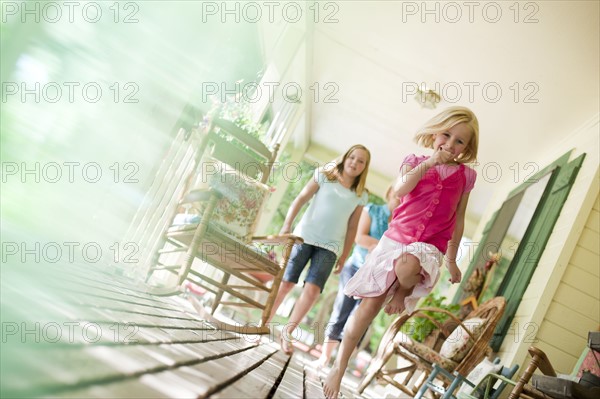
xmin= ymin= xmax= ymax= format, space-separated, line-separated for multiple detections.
xmin=145 ymin=116 xmax=302 ymax=334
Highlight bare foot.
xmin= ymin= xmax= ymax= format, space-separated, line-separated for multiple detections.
xmin=323 ymin=366 xmax=343 ymax=399
xmin=309 ymin=357 xmax=329 ymax=371
xmin=384 ymin=289 xmax=406 ymax=315
xmin=280 ymin=332 xmax=294 ymax=355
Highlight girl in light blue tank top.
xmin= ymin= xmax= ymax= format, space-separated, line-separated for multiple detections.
xmin=268 ymin=145 xmax=371 ymax=356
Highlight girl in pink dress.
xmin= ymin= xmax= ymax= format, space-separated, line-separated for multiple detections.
xmin=324 ymin=106 xmax=479 ymax=399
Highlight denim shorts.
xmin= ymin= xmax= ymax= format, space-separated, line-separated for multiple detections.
xmin=283 ymin=243 xmax=337 ymax=292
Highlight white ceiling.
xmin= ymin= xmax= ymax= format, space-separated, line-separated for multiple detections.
xmin=307 ymin=1 xmax=599 ymax=221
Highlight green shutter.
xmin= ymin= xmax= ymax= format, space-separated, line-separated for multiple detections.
xmin=453 ymin=152 xmax=572 ymax=306
xmin=490 ymin=153 xmax=586 ymax=351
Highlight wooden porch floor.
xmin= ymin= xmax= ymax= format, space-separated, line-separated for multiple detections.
xmin=1 ymin=263 xmax=385 ymax=398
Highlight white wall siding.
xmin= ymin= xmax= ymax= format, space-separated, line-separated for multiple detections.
xmin=489 ymin=115 xmax=599 ymax=376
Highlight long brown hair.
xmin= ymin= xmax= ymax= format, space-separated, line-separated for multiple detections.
xmin=323 ymin=144 xmax=370 ymax=196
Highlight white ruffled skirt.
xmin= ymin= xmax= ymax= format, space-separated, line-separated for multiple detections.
xmin=343 ymin=235 xmax=443 ymax=314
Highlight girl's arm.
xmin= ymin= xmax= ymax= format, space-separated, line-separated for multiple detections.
xmin=393 ymin=163 xmax=423 ymax=198
xmin=446 ymin=192 xmax=470 ymax=283
xmin=334 ymin=205 xmax=364 ymax=274
xmin=393 ymin=148 xmax=453 ymax=198
xmin=355 ymin=210 xmax=378 ymax=252
xmin=279 ymin=177 xmax=320 ymax=234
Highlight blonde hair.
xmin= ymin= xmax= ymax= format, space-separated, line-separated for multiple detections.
xmin=414 ymin=106 xmax=479 ymax=163
xmin=324 ymin=144 xmax=370 ymax=196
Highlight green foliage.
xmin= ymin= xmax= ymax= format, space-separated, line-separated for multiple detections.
xmin=218 ymin=97 xmax=265 ymax=140
xmin=401 ymin=293 xmax=460 ymax=342
xmin=204 ymin=93 xmax=272 ymax=165
xmin=367 ymin=191 xmax=385 ymax=206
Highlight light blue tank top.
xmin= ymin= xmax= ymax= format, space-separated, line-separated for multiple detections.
xmin=347 ymin=203 xmax=391 ymax=268
xmin=293 ymin=169 xmax=368 ymax=256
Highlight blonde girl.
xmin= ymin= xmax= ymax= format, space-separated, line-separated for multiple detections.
xmin=324 ymin=107 xmax=479 ymax=399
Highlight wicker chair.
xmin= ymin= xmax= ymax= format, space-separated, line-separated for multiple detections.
xmin=358 ymin=296 xmax=506 ymax=396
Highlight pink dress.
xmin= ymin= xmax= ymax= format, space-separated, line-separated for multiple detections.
xmin=344 ymin=154 xmax=476 ymax=313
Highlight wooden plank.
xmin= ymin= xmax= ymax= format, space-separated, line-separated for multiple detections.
xmin=5 ymin=271 xmax=219 ymax=340
xmin=47 ymin=282 xmax=183 ymax=313
xmin=304 ymin=365 xmax=326 ymax=399
xmin=537 ymin=320 xmax=587 ymax=355
xmin=147 ymin=326 xmax=227 ymax=344
xmin=4 ymin=263 xmax=291 ymax=398
xmin=0 ymin=319 xmax=133 ymax=346
xmin=212 ymin=349 xmax=289 ymax=398
xmin=56 ymin=378 xmax=173 ymax=398
xmin=554 ymin=283 xmax=599 ymax=320
xmin=569 ymin=245 xmax=600 ymax=277
xmin=585 ymin=207 xmax=599 ymax=232
xmin=0 ymin=320 xmax=220 ymax=346
xmin=578 ymin=227 xmax=599 ymax=255
xmin=3 ymin=340 xmax=258 ymax=398
xmin=272 ymin=353 xmax=303 ymax=399
xmin=61 ymin=292 xmax=207 ymax=323
xmin=304 ymin=366 xmax=362 ymax=399
xmin=561 ymin=266 xmax=599 ymax=298
xmin=544 ymin=301 xmax=598 ymax=336
xmin=337 ymin=375 xmax=361 ymax=399
xmin=4 ymin=293 xmax=101 ymax=324
xmin=56 ymin=267 xmax=155 ymax=295
xmin=52 ymin=268 xmax=188 ymax=310
xmin=63 ymin=306 xmax=209 ymax=329
xmin=119 ymin=344 xmax=277 ymax=399
xmin=4 ymin=263 xmax=366 ymax=399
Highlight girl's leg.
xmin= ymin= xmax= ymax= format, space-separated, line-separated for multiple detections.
xmin=315 ymin=340 xmax=339 ymax=369
xmin=280 ymin=282 xmax=321 ymax=354
xmin=267 ymin=281 xmax=296 ymax=323
xmin=323 ymin=294 xmax=387 ymax=399
xmin=316 ymin=265 xmax=359 ymax=367
xmin=268 ymin=244 xmax=312 ymax=324
xmin=384 ymin=253 xmax=422 ymax=315
xmin=281 ymin=246 xmax=337 ymax=354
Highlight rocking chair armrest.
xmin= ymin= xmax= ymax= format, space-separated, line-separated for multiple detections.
xmin=403 ymin=311 xmax=448 ymax=333
xmin=528 ymin=347 xmax=557 ymax=377
xmin=414 ymin=307 xmax=461 ymax=322
xmin=415 ymin=307 xmax=478 ymax=342
xmin=251 ymin=234 xmax=304 ymax=246
xmin=406 ymin=307 xmax=477 ymax=342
